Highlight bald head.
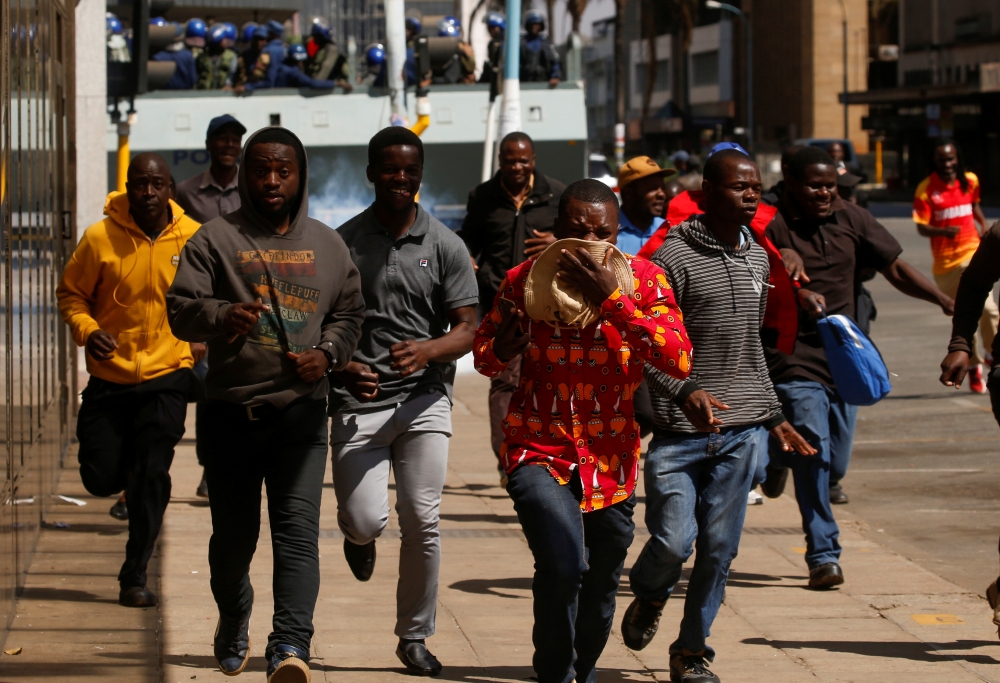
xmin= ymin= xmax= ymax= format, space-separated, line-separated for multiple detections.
xmin=128 ymin=152 xmax=170 ymax=180
xmin=125 ymin=152 xmax=172 ymax=234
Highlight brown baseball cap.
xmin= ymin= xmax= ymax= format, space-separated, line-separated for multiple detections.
xmin=617 ymin=156 xmax=676 ymax=190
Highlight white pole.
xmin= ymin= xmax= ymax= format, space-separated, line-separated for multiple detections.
xmin=482 ymin=98 xmax=501 ymax=182
xmin=385 ymin=0 xmax=408 ymax=123
xmin=498 ymin=0 xmax=521 ymax=138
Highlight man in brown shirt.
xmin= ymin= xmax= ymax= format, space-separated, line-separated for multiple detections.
xmin=176 ymin=115 xmax=245 ymax=223
xmin=764 ymin=146 xmax=952 ymax=590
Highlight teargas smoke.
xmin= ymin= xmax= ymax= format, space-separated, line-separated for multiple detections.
xmin=308 ymin=153 xmax=457 ymax=229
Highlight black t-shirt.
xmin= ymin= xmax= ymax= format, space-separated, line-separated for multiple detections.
xmin=764 ymin=196 xmax=903 ymax=387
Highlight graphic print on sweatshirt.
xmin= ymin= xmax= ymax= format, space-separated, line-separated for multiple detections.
xmin=236 ymin=249 xmax=320 ymax=352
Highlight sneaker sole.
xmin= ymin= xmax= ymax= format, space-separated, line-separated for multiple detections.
xmin=216 ymin=635 xmax=251 ymax=676
xmin=268 ymin=656 xmax=310 ymax=683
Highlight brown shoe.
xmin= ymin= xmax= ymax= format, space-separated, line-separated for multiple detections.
xmin=808 ymin=563 xmax=844 ymax=590
xmin=119 ymin=585 xmax=157 ymax=607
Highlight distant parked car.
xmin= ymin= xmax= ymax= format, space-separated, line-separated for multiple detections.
xmin=589 ymin=153 xmax=620 ymax=200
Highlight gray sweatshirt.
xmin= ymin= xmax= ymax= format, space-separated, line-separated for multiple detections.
xmin=167 ymin=127 xmax=365 ymax=408
xmin=646 ymin=219 xmax=784 ymax=433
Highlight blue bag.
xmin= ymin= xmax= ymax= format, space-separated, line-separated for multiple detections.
xmin=816 ymin=313 xmax=891 ymax=406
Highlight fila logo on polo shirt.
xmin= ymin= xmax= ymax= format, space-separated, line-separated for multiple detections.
xmin=420 ymin=259 xmax=429 ymax=267
xmin=171 ymin=254 xmax=180 ymax=266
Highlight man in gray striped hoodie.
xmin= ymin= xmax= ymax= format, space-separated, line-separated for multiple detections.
xmin=620 ymin=149 xmax=815 ymax=683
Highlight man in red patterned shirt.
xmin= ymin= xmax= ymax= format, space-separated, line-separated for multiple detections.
xmin=474 ymin=179 xmax=693 ymax=683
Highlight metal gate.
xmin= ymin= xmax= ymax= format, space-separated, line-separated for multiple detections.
xmin=0 ymin=0 xmax=76 ymax=638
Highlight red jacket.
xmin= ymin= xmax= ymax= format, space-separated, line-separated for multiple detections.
xmin=636 ymin=190 xmax=798 ymax=354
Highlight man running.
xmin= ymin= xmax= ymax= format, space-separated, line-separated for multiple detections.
xmin=331 ymin=127 xmax=478 ymax=675
xmin=915 ymin=138 xmax=995 ymax=393
xmin=621 ymin=150 xmax=814 ymax=683
xmin=939 ymin=219 xmax=1000 ymax=639
xmin=764 ymin=146 xmax=953 ymax=589
xmin=57 ymin=153 xmax=202 ymax=607
xmin=474 ymin=179 xmax=693 ymax=683
xmin=168 ymin=127 xmax=364 ymax=683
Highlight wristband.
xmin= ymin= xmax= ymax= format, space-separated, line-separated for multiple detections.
xmin=312 ymin=343 xmax=336 ymax=376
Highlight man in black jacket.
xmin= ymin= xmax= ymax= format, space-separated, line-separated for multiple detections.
xmin=457 ymin=131 xmax=565 ymax=473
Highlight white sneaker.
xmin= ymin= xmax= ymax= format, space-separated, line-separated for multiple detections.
xmin=747 ymin=490 xmax=764 ymax=506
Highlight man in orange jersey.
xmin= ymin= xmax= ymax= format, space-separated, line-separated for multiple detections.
xmin=57 ymin=153 xmax=203 ymax=608
xmin=915 ymin=138 xmax=996 ymax=392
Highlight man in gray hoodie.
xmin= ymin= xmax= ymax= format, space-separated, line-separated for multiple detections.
xmin=620 ymin=150 xmax=814 ymax=683
xmin=167 ymin=127 xmax=364 ymax=683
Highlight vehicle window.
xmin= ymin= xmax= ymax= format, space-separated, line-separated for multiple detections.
xmin=589 ymin=159 xmax=612 ymax=178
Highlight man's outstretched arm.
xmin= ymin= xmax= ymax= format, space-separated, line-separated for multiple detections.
xmin=880 ymin=258 xmax=954 ymax=315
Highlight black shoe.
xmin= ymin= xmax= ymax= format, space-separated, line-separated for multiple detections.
xmin=621 ymin=597 xmax=666 ymax=651
xmin=344 ymin=539 xmax=376 ymax=582
xmin=829 ymin=483 xmax=849 ymax=505
xmin=669 ymin=653 xmax=720 ymax=683
xmin=109 ymin=499 xmax=128 ymax=520
xmin=396 ymin=639 xmax=442 ymax=676
xmin=118 ymin=585 xmax=157 ymax=607
xmin=214 ymin=593 xmax=252 ymax=676
xmin=196 ymin=470 xmax=209 ymax=499
xmin=266 ymin=644 xmax=311 ymax=683
xmin=808 ymin=562 xmax=845 ymax=590
xmin=760 ymin=465 xmax=789 ymax=499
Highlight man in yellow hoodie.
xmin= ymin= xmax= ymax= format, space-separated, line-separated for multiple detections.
xmin=57 ymin=153 xmax=203 ymax=608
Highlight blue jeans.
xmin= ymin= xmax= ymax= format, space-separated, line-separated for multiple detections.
xmin=629 ymin=424 xmax=764 ymax=660
xmin=770 ymin=380 xmax=858 ymax=569
xmin=506 ymin=464 xmax=636 ymax=683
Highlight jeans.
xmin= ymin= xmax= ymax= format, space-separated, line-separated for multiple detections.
xmin=201 ymin=398 xmax=329 ymax=655
xmin=76 ymin=372 xmax=189 ymax=589
xmin=770 ymin=380 xmax=858 ymax=569
xmin=330 ymin=391 xmax=451 ymax=639
xmin=629 ymin=424 xmax=764 ymax=660
xmin=506 ymin=464 xmax=635 ymax=683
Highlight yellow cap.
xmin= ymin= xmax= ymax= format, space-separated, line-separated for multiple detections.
xmin=617 ymin=156 xmax=676 ymax=190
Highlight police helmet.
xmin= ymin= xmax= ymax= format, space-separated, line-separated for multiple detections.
xmin=252 ymin=25 xmax=268 ymax=40
xmin=311 ymin=17 xmax=332 ymax=41
xmin=365 ymin=43 xmax=385 ymax=66
xmin=405 ymin=17 xmax=421 ymax=34
xmin=288 ymin=43 xmax=308 ymax=61
xmin=149 ymin=16 xmax=169 ymax=27
xmin=437 ymin=19 xmax=460 ymax=37
xmin=524 ymin=9 xmax=545 ymax=29
xmin=186 ymin=18 xmax=207 ymax=39
xmin=221 ymin=22 xmax=238 ymax=43
xmin=207 ymin=23 xmax=227 ymax=46
xmin=241 ymin=22 xmax=259 ymax=44
xmin=106 ymin=13 xmax=123 ymax=35
xmin=485 ymin=11 xmax=506 ymax=31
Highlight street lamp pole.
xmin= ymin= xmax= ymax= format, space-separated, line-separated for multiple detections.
xmin=706 ymin=1 xmax=752 ymax=151
xmin=837 ymin=0 xmax=849 ymax=139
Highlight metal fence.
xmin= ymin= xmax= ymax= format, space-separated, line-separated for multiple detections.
xmin=0 ymin=0 xmax=76 ymax=642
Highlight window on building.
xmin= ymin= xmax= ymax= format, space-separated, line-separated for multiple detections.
xmin=634 ymin=58 xmax=670 ymax=94
xmin=692 ymin=50 xmax=719 ymax=87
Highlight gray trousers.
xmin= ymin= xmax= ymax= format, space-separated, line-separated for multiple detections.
xmin=330 ymin=390 xmax=451 ymax=639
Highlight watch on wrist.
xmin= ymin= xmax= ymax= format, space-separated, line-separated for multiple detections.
xmin=312 ymin=342 xmax=336 ymax=376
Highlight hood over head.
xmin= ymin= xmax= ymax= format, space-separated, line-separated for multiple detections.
xmin=103 ymin=190 xmax=186 ymax=235
xmin=237 ymin=126 xmax=310 ymax=236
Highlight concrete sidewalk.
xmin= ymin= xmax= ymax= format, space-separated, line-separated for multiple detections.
xmin=3 ymin=373 xmax=1000 ymax=682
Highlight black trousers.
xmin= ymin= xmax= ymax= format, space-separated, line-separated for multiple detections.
xmin=201 ymin=398 xmax=328 ymax=655
xmin=76 ymin=371 xmax=190 ymax=588
xmin=506 ymin=465 xmax=636 ymax=683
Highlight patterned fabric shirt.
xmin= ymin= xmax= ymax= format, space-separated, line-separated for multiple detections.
xmin=473 ymin=255 xmax=693 ymax=512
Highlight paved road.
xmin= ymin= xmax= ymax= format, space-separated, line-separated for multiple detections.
xmin=837 ymin=215 xmax=1000 ymax=596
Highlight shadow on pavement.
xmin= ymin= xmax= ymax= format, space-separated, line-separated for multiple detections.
xmin=742 ymin=637 xmax=1000 ymax=664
